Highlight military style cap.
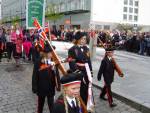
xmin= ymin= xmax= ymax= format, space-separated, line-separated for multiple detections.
xmin=105 ymin=47 xmax=115 ymax=52
xmin=60 ymin=72 xmax=81 ymax=86
xmin=44 ymin=43 xmax=55 ymax=53
xmin=74 ymin=31 xmax=86 ymax=40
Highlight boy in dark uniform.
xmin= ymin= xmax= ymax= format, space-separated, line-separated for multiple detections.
xmin=32 ymin=42 xmax=43 ymax=94
xmin=68 ymin=31 xmax=93 ymax=105
xmin=52 ymin=72 xmax=88 ymax=113
xmin=32 ymin=43 xmax=60 ymax=113
xmin=97 ymin=48 xmax=117 ymax=107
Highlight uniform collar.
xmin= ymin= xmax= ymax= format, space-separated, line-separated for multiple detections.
xmin=66 ymin=96 xmax=76 ymax=107
xmin=107 ymin=56 xmax=112 ymax=61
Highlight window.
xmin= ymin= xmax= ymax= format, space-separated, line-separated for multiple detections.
xmin=129 ymin=7 xmax=133 ymax=13
xmin=124 ymin=0 xmax=128 ymax=5
xmin=134 ymin=16 xmax=138 ymax=21
xmin=135 ymin=1 xmax=139 ymax=7
xmin=96 ymin=25 xmax=102 ymax=29
xmin=123 ymin=7 xmax=128 ymax=12
xmin=124 ymin=7 xmax=128 ymax=12
xmin=123 ymin=14 xmax=127 ymax=20
xmin=134 ymin=8 xmax=138 ymax=14
xmin=71 ymin=0 xmax=76 ymax=10
xmin=129 ymin=15 xmax=132 ymax=20
xmin=129 ymin=0 xmax=133 ymax=6
xmin=104 ymin=25 xmax=110 ymax=30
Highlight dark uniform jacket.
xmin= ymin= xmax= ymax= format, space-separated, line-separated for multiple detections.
xmin=0 ymin=33 xmax=6 ymax=51
xmin=68 ymin=45 xmax=93 ymax=105
xmin=32 ymin=60 xmax=60 ymax=96
xmin=68 ymin=45 xmax=92 ymax=73
xmin=52 ymin=95 xmax=83 ymax=113
xmin=97 ymin=56 xmax=115 ymax=85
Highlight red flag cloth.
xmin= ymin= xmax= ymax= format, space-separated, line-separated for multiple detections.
xmin=39 ymin=38 xmax=45 ymax=49
xmin=89 ymin=31 xmax=95 ymax=38
xmin=33 ymin=18 xmax=47 ymax=40
xmin=44 ymin=22 xmax=49 ymax=33
xmin=44 ymin=27 xmax=49 ymax=33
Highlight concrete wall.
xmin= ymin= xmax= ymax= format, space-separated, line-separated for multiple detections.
xmin=48 ymin=12 xmax=91 ymax=30
xmin=2 ymin=0 xmax=25 ymax=18
xmin=91 ymin=0 xmax=123 ymax=24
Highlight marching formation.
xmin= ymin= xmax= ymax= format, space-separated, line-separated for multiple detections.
xmin=0 ymin=19 xmax=124 ymax=113
xmin=30 ymin=19 xmax=123 ymax=113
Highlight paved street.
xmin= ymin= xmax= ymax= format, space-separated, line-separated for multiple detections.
xmin=52 ymin=41 xmax=150 ymax=110
xmin=0 ymin=61 xmax=142 ymax=113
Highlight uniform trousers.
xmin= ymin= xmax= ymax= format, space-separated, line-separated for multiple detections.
xmin=38 ymin=95 xmax=54 ymax=113
xmin=100 ymin=84 xmax=113 ymax=106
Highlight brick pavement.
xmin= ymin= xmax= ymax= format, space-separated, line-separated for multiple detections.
xmin=0 ymin=60 xmax=142 ymax=113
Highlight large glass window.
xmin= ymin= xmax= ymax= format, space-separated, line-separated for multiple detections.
xmin=124 ymin=7 xmax=128 ymax=12
xmin=129 ymin=15 xmax=132 ymax=20
xmin=129 ymin=7 xmax=133 ymax=13
xmin=56 ymin=0 xmax=88 ymax=13
xmin=124 ymin=0 xmax=128 ymax=5
xmin=104 ymin=25 xmax=110 ymax=30
xmin=135 ymin=1 xmax=139 ymax=7
xmin=71 ymin=1 xmax=76 ymax=11
xmin=134 ymin=8 xmax=138 ymax=14
xmin=129 ymin=0 xmax=133 ymax=6
xmin=60 ymin=2 xmax=65 ymax=12
xmin=123 ymin=14 xmax=127 ymax=20
xmin=134 ymin=16 xmax=138 ymax=21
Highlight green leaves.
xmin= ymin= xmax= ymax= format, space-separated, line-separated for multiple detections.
xmin=45 ymin=3 xmax=63 ymax=23
xmin=11 ymin=16 xmax=21 ymax=25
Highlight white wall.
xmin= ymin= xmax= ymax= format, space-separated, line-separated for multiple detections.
xmin=91 ymin=0 xmax=123 ymax=24
xmin=138 ymin=0 xmax=150 ymax=26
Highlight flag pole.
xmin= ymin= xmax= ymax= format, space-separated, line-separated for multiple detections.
xmin=48 ymin=21 xmax=52 ymax=43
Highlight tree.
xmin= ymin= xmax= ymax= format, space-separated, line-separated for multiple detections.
xmin=0 ymin=17 xmax=9 ymax=24
xmin=11 ymin=15 xmax=21 ymax=25
xmin=116 ymin=24 xmax=133 ymax=32
xmin=116 ymin=24 xmax=142 ymax=32
xmin=45 ymin=3 xmax=63 ymax=25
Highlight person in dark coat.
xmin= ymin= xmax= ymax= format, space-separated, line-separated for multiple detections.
xmin=32 ymin=43 xmax=60 ymax=113
xmin=97 ymin=48 xmax=117 ymax=108
xmin=68 ymin=31 xmax=93 ymax=106
xmin=52 ymin=72 xmax=88 ymax=113
xmin=0 ymin=28 xmax=6 ymax=62
xmin=32 ymin=42 xmax=43 ymax=94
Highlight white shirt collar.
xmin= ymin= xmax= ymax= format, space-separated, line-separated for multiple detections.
xmin=66 ymin=96 xmax=76 ymax=107
xmin=107 ymin=56 xmax=112 ymax=61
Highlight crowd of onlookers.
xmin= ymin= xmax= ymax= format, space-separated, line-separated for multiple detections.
xmin=0 ymin=24 xmax=150 ymax=64
xmin=0 ymin=24 xmax=39 ymax=64
xmin=50 ymin=28 xmax=150 ymax=56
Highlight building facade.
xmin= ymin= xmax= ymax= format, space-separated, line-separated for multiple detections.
xmin=1 ymin=0 xmax=150 ymax=30
xmin=46 ymin=0 xmax=91 ymax=30
xmin=1 ymin=0 xmax=26 ymax=26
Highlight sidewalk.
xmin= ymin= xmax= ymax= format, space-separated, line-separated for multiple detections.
xmin=52 ymin=41 xmax=150 ymax=113
xmin=0 ymin=62 xmax=142 ymax=113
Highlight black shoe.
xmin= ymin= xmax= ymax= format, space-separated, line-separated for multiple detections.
xmin=110 ymin=103 xmax=117 ymax=108
xmin=99 ymin=96 xmax=107 ymax=101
